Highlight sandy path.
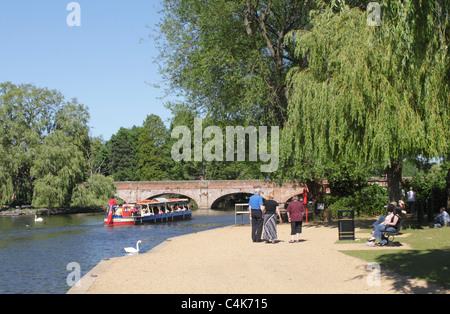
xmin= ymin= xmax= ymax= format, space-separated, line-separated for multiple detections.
xmin=68 ymin=223 xmax=449 ymax=294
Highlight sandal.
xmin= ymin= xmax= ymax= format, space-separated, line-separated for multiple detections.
xmin=289 ymin=240 xmax=295 ymax=243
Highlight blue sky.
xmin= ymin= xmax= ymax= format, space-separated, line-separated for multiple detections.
xmin=0 ymin=0 xmax=174 ymax=141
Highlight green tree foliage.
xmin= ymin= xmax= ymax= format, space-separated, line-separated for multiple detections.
xmin=323 ymin=161 xmax=388 ymax=217
xmin=324 ymin=183 xmax=388 ymax=218
xmin=326 ymin=163 xmax=370 ymax=198
xmin=165 ymin=106 xmax=266 ymax=180
xmin=164 ymin=105 xmax=202 ymax=180
xmin=0 ymin=82 xmax=61 ymax=205
xmin=31 ymin=130 xmax=87 ymax=208
xmin=138 ymin=114 xmax=169 ymax=181
xmin=404 ymin=163 xmax=448 ymax=212
xmin=0 ymin=82 xmax=116 ymax=208
xmin=71 ymin=174 xmax=116 ymax=208
xmin=158 ymin=0 xmax=402 ymax=199
xmin=157 ymin=0 xmax=320 ymax=127
xmin=99 ymin=115 xmax=173 ymax=182
xmin=86 ymin=136 xmax=107 ymax=177
xmin=0 ymin=83 xmax=90 ymax=207
xmin=283 ymin=1 xmax=449 ymax=202
xmin=108 ymin=127 xmax=140 ymax=181
xmin=30 ymin=100 xmax=91 ymax=208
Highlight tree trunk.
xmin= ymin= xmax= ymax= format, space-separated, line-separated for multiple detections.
xmin=446 ymin=165 xmax=450 ymax=210
xmin=305 ymin=179 xmax=324 ymax=204
xmin=386 ymin=160 xmax=403 ymax=203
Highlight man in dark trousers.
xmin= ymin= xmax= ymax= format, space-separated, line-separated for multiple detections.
xmin=249 ymin=188 xmax=265 ymax=242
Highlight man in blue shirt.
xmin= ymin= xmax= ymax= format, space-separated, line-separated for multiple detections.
xmin=249 ymin=188 xmax=265 ymax=242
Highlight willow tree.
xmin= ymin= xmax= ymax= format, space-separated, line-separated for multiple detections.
xmin=31 ymin=130 xmax=87 ymax=208
xmin=283 ymin=1 xmax=449 ymax=202
xmin=31 ymin=101 xmax=91 ymax=208
xmin=0 ymin=83 xmax=91 ymax=206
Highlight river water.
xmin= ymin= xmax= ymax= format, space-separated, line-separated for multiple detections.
xmin=0 ymin=210 xmax=243 ymax=294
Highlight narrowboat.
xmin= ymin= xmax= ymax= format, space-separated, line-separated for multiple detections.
xmin=104 ymin=198 xmax=192 ymax=226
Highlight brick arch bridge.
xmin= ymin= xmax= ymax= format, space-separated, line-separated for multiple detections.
xmin=114 ymin=180 xmax=305 ymax=209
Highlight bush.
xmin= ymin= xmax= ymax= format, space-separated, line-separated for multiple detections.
xmin=324 ymin=195 xmax=353 ymax=218
xmin=355 ymin=184 xmax=389 ymax=216
xmin=324 ymin=184 xmax=388 ymax=218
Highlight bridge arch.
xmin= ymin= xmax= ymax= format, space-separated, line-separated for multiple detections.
xmin=283 ymin=193 xmax=304 ymax=205
xmin=209 ymin=192 xmax=255 ymax=210
xmin=141 ymin=193 xmax=199 ymax=208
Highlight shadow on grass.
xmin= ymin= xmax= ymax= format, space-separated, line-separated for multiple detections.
xmin=345 ymin=248 xmax=450 ymax=293
xmin=305 ymin=219 xmax=450 ymax=292
xmin=376 ymin=248 xmax=450 ymax=292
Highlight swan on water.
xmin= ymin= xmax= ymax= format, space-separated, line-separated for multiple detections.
xmin=124 ymin=240 xmax=142 ymax=254
xmin=34 ymin=215 xmax=43 ymax=222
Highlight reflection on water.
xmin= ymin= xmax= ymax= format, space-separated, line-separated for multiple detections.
xmin=0 ymin=210 xmax=238 ymax=294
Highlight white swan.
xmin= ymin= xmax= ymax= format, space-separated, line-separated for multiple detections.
xmin=124 ymin=240 xmax=142 ymax=254
xmin=34 ymin=215 xmax=43 ymax=222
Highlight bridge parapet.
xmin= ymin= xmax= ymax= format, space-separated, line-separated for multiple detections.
xmin=114 ymin=180 xmax=305 ymax=210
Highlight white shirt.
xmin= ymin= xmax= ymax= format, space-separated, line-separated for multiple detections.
xmin=407 ymin=190 xmax=416 ymax=202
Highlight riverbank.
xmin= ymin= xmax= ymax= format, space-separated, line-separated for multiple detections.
xmin=0 ymin=207 xmax=217 ymax=217
xmin=0 ymin=206 xmax=104 ymax=216
xmin=68 ymin=222 xmax=449 ymax=294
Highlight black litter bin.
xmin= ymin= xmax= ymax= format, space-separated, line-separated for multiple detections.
xmin=338 ymin=209 xmax=355 ymax=240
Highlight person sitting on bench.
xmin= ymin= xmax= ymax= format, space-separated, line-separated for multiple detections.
xmin=366 ymin=207 xmax=401 ymax=246
xmin=371 ymin=203 xmax=396 ymax=229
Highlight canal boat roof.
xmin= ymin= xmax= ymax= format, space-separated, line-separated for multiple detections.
xmin=137 ymin=198 xmax=189 ymax=205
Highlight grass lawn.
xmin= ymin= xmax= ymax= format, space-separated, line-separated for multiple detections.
xmin=342 ymin=224 xmax=450 ymax=290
